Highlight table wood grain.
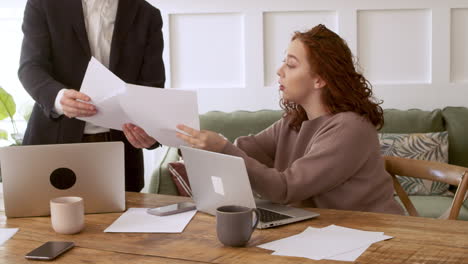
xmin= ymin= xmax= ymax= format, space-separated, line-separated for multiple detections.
xmin=1 ymin=192 xmax=467 ymax=263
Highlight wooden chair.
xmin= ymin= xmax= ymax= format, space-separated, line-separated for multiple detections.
xmin=384 ymin=156 xmax=468 ymax=220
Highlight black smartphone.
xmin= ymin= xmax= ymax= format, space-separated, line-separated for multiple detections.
xmin=25 ymin=241 xmax=74 ymax=260
xmin=147 ymin=202 xmax=196 ymax=216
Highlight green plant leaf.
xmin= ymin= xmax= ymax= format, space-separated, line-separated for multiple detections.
xmin=0 ymin=129 xmax=8 ymax=140
xmin=0 ymin=86 xmax=16 ymax=121
xmin=11 ymin=132 xmax=24 ymax=145
xmin=22 ymin=103 xmax=33 ymax=121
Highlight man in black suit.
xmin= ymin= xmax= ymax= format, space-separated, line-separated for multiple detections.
xmin=18 ymin=0 xmax=165 ymax=192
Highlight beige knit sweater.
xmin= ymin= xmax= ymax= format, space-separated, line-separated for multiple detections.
xmin=221 ymin=112 xmax=404 ymax=215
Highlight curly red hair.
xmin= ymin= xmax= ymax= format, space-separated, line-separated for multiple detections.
xmin=280 ymin=24 xmax=384 ymax=131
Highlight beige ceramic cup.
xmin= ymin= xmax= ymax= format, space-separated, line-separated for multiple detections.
xmin=50 ymin=196 xmax=85 ymax=235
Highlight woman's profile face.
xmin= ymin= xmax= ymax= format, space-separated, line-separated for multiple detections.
xmin=276 ymin=39 xmax=320 ymax=105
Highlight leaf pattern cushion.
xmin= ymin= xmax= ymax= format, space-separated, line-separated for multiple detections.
xmin=378 ymin=131 xmax=449 ymax=195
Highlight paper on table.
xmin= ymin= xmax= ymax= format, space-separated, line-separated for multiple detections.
xmin=259 ymin=225 xmax=392 ymax=261
xmin=271 ymin=226 xmax=391 ymax=260
xmin=0 ymin=228 xmax=18 ymax=246
xmin=78 ymin=58 xmax=199 ymax=147
xmin=272 ymin=244 xmax=372 ymax=262
xmin=326 ymin=245 xmax=370 ymax=262
xmin=258 ymin=228 xmax=310 ymax=251
xmin=104 ymin=208 xmax=197 ymax=233
xmin=259 ymin=227 xmax=370 ymax=261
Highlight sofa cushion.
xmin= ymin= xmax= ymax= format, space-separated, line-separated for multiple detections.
xmin=381 ymin=109 xmax=445 ymax=133
xmin=379 ymin=131 xmax=449 ymax=195
xmin=149 ymin=147 xmax=180 ymax=195
xmin=200 ymin=110 xmax=283 ymax=142
xmin=395 ymin=196 xmax=468 ymax=220
xmin=201 ymin=109 xmax=446 ymax=141
xmin=442 ymin=107 xmax=468 ymax=167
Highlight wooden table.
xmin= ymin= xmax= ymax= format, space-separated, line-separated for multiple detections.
xmin=1 ymin=192 xmax=467 ymax=263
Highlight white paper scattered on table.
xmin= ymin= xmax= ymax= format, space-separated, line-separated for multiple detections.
xmin=258 ymin=225 xmax=392 ymax=262
xmin=104 ymin=208 xmax=197 ymax=233
xmin=78 ymin=57 xmax=199 ymax=147
xmin=0 ymin=228 xmax=18 ymax=246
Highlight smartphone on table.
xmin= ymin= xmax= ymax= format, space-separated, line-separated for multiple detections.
xmin=25 ymin=241 xmax=74 ymax=260
xmin=147 ymin=202 xmax=196 ymax=216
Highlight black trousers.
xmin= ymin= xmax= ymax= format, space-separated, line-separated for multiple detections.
xmin=82 ymin=132 xmax=144 ymax=192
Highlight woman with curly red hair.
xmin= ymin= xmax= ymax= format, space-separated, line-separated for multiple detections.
xmin=131 ymin=24 xmax=403 ymax=214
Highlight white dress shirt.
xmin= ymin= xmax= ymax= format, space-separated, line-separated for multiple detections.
xmin=54 ymin=0 xmax=119 ymax=134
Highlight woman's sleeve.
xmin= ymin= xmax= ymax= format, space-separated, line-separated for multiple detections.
xmin=230 ymin=119 xmax=283 ymax=168
xmin=222 ymin=117 xmax=375 ymax=204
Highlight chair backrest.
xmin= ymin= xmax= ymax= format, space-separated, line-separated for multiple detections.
xmin=384 ymin=156 xmax=468 ymax=220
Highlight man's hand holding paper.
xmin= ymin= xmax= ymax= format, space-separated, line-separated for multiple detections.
xmin=60 ymin=89 xmax=97 ymax=118
xmin=122 ymin=123 xmax=157 ymax=149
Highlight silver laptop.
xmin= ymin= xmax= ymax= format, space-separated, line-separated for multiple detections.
xmin=0 ymin=142 xmax=126 ymax=217
xmin=180 ymin=146 xmax=319 ymax=229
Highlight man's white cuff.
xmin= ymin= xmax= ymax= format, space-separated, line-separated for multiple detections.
xmin=53 ymin=88 xmax=67 ymax=115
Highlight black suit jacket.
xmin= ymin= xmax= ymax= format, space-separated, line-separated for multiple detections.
xmin=18 ymin=0 xmax=165 ymax=191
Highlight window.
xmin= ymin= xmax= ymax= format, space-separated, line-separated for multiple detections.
xmin=0 ymin=2 xmax=32 ymax=146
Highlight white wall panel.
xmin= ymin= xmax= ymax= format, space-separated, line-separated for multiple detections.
xmin=169 ymin=13 xmax=245 ymax=89
xmin=263 ymin=11 xmax=337 ymax=87
xmin=149 ymin=0 xmax=468 ymax=112
xmin=358 ymin=9 xmax=432 ymax=84
xmin=451 ymin=8 xmax=468 ymax=83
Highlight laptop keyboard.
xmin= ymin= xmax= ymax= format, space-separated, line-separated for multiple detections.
xmin=257 ymin=208 xmax=292 ymax=222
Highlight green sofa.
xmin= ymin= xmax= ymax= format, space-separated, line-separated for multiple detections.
xmin=149 ymin=107 xmax=468 ymax=220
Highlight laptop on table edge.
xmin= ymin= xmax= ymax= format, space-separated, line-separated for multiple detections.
xmin=180 ymin=146 xmax=319 ymax=229
xmin=0 ymin=142 xmax=125 ymax=218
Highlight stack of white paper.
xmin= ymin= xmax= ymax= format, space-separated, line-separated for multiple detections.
xmin=78 ymin=58 xmax=200 ymax=147
xmin=104 ymin=208 xmax=197 ymax=233
xmin=258 ymin=225 xmax=392 ymax=262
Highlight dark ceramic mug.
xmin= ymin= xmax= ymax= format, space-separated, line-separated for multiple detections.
xmin=216 ymin=205 xmax=259 ymax=247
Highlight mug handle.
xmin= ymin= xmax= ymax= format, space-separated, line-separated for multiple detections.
xmin=251 ymin=208 xmax=260 ymax=231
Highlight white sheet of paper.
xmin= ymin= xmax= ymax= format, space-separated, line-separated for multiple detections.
xmin=325 ymin=245 xmax=370 ymax=261
xmin=78 ymin=58 xmax=199 ymax=147
xmin=258 ymin=227 xmax=311 ymax=251
xmin=273 ymin=226 xmax=391 ymax=260
xmin=0 ymin=228 xmax=18 ymax=246
xmin=104 ymin=208 xmax=197 ymax=233
xmin=80 ymin=57 xmax=126 ymax=102
xmin=271 ymin=241 xmax=371 ymax=262
xmin=84 ymin=95 xmax=133 ymax=130
xmin=79 ymin=58 xmax=134 ymax=130
xmin=259 ymin=225 xmax=392 ymax=261
xmin=120 ymin=84 xmax=199 ymax=147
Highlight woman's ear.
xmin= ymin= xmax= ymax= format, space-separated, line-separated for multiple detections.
xmin=313 ymin=75 xmax=326 ymax=89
